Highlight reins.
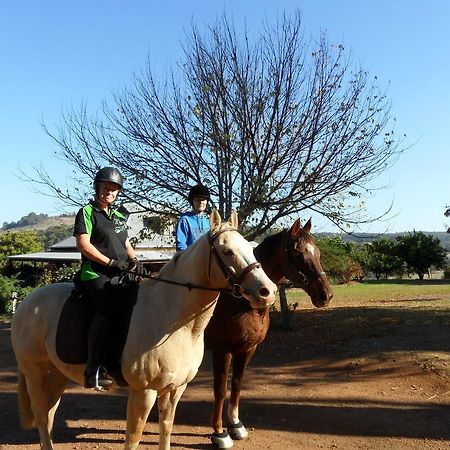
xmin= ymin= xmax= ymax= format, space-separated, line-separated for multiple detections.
xmin=128 ymin=227 xmax=261 ymax=298
xmin=127 ymin=270 xmax=236 ymax=295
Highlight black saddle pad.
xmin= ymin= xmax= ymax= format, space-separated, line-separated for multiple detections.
xmin=55 ymin=281 xmax=139 ymax=386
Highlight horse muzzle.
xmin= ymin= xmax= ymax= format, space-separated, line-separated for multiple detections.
xmin=241 ymin=278 xmax=277 ymax=309
xmin=311 ymin=290 xmax=333 ymax=308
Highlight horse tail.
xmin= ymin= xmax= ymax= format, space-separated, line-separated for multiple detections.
xmin=17 ymin=370 xmax=35 ymax=429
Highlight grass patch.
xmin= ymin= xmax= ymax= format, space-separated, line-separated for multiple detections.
xmin=283 ymin=279 xmax=450 ymax=309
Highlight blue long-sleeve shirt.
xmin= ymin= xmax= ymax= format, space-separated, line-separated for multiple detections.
xmin=175 ymin=212 xmax=210 ymax=251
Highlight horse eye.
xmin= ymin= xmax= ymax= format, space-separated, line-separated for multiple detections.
xmin=223 ymin=248 xmax=234 ymax=256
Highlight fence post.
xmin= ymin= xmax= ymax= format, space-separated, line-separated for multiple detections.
xmin=279 ymin=284 xmax=291 ymax=330
xmin=11 ymin=291 xmax=18 ymax=314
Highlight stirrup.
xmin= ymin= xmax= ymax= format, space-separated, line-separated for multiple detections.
xmin=84 ymin=366 xmax=113 ymax=391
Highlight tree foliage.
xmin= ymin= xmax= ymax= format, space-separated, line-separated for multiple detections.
xmin=316 ymin=236 xmax=362 ymax=284
xmin=37 ymin=225 xmax=72 ymax=250
xmin=32 ymin=12 xmax=402 ymax=240
xmin=0 ymin=231 xmax=43 ymax=270
xmin=0 ymin=275 xmax=33 ymax=314
xmin=357 ymin=238 xmax=403 ymax=279
xmin=395 ymin=231 xmax=447 ymax=279
xmin=317 ymin=231 xmax=448 ymax=282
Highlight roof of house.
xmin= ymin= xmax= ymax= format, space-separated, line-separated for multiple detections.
xmin=8 ymin=250 xmax=174 ymax=263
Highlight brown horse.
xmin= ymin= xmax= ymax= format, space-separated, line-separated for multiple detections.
xmin=204 ymin=218 xmax=333 ymax=448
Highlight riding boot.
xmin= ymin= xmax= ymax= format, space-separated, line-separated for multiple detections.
xmin=84 ymin=314 xmax=113 ymax=390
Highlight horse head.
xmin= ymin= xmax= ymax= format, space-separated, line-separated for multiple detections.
xmin=208 ymin=209 xmax=277 ymax=309
xmin=284 ymin=218 xmax=333 ymax=308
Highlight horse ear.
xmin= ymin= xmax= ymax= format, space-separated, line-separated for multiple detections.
xmin=303 ymin=218 xmax=312 ymax=234
xmin=210 ymin=209 xmax=222 ymax=232
xmin=228 ymin=209 xmax=238 ymax=229
xmin=289 ymin=218 xmax=302 ymax=237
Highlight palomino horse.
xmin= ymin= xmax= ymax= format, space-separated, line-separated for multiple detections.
xmin=11 ymin=210 xmax=277 ymax=450
xmin=204 ymin=218 xmax=333 ymax=448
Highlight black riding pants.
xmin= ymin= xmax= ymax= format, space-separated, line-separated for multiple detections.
xmin=82 ymin=275 xmax=122 ymax=321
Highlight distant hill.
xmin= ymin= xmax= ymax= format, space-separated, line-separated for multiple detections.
xmin=1 ymin=213 xmax=76 ymax=251
xmin=1 ymin=213 xmax=75 ymax=232
xmin=316 ymin=231 xmax=450 ymax=251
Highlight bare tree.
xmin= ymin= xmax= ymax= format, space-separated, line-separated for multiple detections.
xmin=32 ymin=12 xmax=403 ymax=239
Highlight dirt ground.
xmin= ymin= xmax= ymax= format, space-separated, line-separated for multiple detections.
xmin=1 ymin=298 xmax=450 ymax=450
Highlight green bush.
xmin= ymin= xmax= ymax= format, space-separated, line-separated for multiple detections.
xmin=0 ymin=275 xmax=33 ymax=314
xmin=0 ymin=264 xmax=79 ymax=314
xmin=35 ymin=263 xmax=79 ymax=287
xmin=443 ymin=266 xmax=450 ymax=280
xmin=316 ymin=237 xmax=362 ymax=284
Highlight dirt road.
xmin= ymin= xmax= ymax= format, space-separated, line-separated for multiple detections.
xmin=1 ymin=300 xmax=450 ymax=449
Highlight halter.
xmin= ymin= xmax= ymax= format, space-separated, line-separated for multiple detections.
xmin=208 ymin=227 xmax=262 ymax=298
xmin=283 ymin=230 xmax=326 ymax=286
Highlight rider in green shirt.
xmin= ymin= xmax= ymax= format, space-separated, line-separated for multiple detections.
xmin=74 ymin=167 xmax=146 ymax=389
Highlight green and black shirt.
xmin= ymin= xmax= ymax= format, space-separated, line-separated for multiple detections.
xmin=73 ymin=200 xmax=129 ymax=281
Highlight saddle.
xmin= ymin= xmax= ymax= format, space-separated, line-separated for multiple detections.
xmin=55 ymin=274 xmax=139 ymax=387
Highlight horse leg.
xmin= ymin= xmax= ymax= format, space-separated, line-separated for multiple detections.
xmin=226 ymin=346 xmax=258 ymax=441
xmin=157 ymin=384 xmax=187 ymax=450
xmin=46 ymin=365 xmax=69 ymax=442
xmin=20 ymin=361 xmax=56 ymax=450
xmin=210 ymin=351 xmax=234 ymax=449
xmin=124 ymin=388 xmax=157 ymax=450
xmin=17 ymin=370 xmax=35 ymax=429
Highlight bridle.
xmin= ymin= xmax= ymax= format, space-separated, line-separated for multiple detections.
xmin=132 ymin=227 xmax=261 ymax=298
xmin=283 ymin=230 xmax=326 ymax=286
xmin=208 ymin=227 xmax=262 ymax=297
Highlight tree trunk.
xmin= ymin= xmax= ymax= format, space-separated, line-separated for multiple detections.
xmin=279 ymin=284 xmax=291 ymax=330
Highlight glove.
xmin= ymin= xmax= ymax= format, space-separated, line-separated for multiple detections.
xmin=129 ymin=257 xmax=148 ymax=277
xmin=108 ymin=259 xmax=129 ymax=274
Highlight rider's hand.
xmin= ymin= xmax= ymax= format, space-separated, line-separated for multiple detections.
xmin=129 ymin=257 xmax=147 ymax=277
xmin=108 ymin=259 xmax=129 ymax=273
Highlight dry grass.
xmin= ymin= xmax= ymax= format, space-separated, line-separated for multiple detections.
xmin=283 ymin=279 xmax=450 ymax=309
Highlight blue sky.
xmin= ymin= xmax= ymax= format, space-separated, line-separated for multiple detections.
xmin=1 ymin=0 xmax=449 ymax=233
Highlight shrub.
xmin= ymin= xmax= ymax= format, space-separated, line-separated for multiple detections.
xmin=316 ymin=237 xmax=362 ymax=284
xmin=0 ymin=275 xmax=33 ymax=314
xmin=443 ymin=266 xmax=450 ymax=280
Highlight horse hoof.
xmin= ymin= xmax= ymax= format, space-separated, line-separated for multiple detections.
xmin=227 ymin=421 xmax=249 ymax=440
xmin=210 ymin=431 xmax=234 ymax=448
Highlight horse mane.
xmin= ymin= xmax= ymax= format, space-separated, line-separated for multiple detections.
xmin=160 ymin=221 xmax=234 ymax=277
xmin=255 ymin=226 xmax=313 ymax=256
xmin=159 ymin=233 xmax=205 ymax=277
xmin=255 ymin=229 xmax=285 ymax=252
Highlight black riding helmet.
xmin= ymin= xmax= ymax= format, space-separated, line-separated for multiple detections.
xmin=94 ymin=167 xmax=124 ymax=189
xmin=188 ymin=184 xmax=210 ymax=204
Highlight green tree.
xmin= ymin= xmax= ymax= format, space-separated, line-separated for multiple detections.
xmin=357 ymin=238 xmax=403 ymax=279
xmin=395 ymin=231 xmax=447 ymax=279
xmin=37 ymin=225 xmax=72 ymax=250
xmin=316 ymin=236 xmax=362 ymax=284
xmin=0 ymin=231 xmax=43 ymax=270
xmin=33 ymin=12 xmax=402 ymax=240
